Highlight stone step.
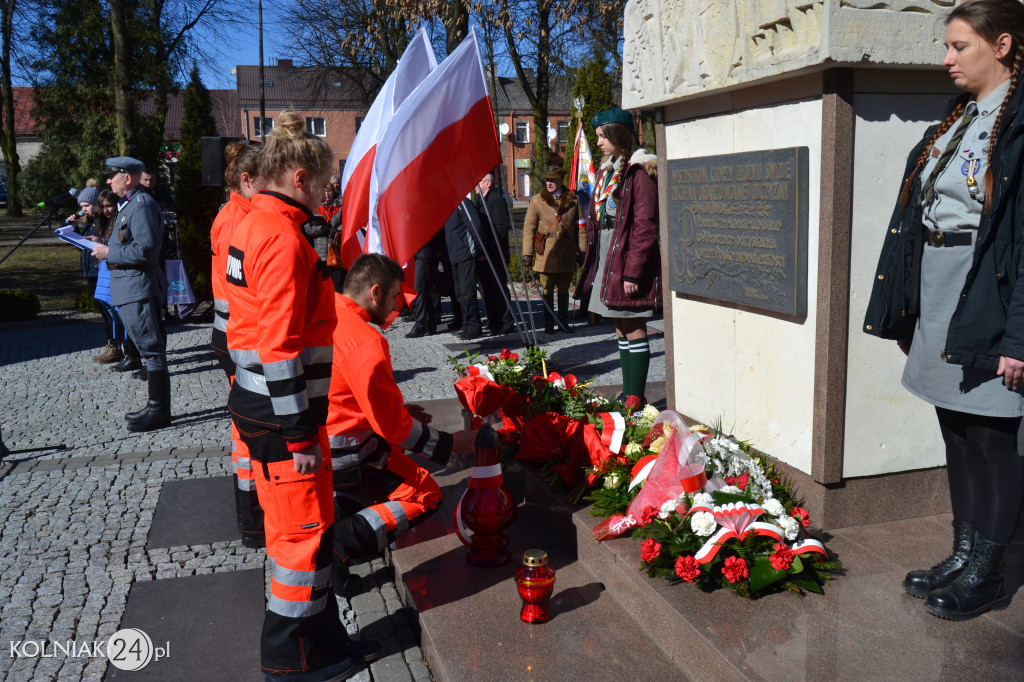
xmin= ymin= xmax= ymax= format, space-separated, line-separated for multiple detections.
xmin=388 ymin=452 xmax=689 ymax=681
xmin=396 ymin=392 xmax=1024 ymax=680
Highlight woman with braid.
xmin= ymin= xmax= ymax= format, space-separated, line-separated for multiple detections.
xmin=865 ymin=0 xmax=1024 ymax=621
xmin=576 ymin=108 xmax=659 ymax=403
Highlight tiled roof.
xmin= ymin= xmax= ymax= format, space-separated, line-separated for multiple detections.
xmin=491 ymin=74 xmax=573 ymax=114
xmin=235 ymin=62 xmax=365 ymax=109
xmin=14 ymin=87 xmax=240 ymax=139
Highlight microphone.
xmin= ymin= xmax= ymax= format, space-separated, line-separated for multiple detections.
xmin=37 ymin=187 xmax=78 ymax=208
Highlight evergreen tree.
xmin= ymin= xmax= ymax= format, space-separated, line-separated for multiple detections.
xmin=172 ymin=64 xmax=219 ymax=300
xmin=565 ymin=53 xmax=615 ymax=176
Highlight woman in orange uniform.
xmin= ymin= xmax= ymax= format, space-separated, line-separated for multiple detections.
xmin=210 ymin=141 xmax=265 ymax=548
xmin=225 ymin=110 xmax=378 ymax=681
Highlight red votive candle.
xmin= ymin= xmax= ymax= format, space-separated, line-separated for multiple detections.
xmin=514 ymin=549 xmax=556 ymax=623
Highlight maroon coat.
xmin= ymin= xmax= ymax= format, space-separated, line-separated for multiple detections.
xmin=576 ymin=151 xmax=660 ymax=309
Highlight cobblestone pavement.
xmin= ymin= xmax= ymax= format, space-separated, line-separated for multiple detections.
xmin=0 ymin=305 xmax=664 ymax=681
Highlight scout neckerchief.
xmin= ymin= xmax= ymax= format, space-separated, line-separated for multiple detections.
xmin=594 ymin=160 xmax=621 ymax=223
xmin=921 ymin=104 xmax=977 ymax=206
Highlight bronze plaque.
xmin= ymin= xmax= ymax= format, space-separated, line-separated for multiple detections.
xmin=667 ymin=147 xmax=809 ymax=316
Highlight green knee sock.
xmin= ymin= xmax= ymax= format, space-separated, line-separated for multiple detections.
xmin=617 ymin=337 xmax=630 ymax=397
xmin=625 ymin=336 xmax=650 ymax=402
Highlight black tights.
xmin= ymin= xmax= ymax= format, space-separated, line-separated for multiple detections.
xmin=936 ymin=406 xmax=1024 ymax=544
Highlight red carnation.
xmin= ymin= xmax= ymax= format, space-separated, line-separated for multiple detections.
xmin=769 ymin=543 xmax=795 ymax=571
xmin=640 ymin=505 xmax=659 ymax=525
xmin=624 ymin=394 xmax=642 ymax=411
xmin=722 ymin=556 xmax=749 ymax=583
xmin=724 ymin=473 xmax=749 ymax=491
xmin=499 ymin=348 xmax=512 ymax=360
xmin=790 ymin=506 xmax=810 ymax=528
xmin=640 ymin=538 xmax=661 ymax=562
xmin=511 ymin=352 xmax=519 ymax=361
xmin=674 ymin=555 xmax=701 ymax=582
xmin=488 ymin=355 xmax=498 ymax=362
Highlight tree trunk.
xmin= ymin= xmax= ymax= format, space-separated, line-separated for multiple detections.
xmin=1 ymin=0 xmax=22 ymax=215
xmin=109 ymin=0 xmax=135 ymax=154
xmin=444 ymin=0 xmax=469 ymax=56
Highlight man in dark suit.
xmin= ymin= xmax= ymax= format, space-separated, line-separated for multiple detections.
xmin=475 ymin=173 xmax=516 ymax=335
xmin=91 ymin=156 xmax=171 ymax=432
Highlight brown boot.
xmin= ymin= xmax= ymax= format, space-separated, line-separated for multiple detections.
xmin=92 ymin=342 xmax=124 ymax=364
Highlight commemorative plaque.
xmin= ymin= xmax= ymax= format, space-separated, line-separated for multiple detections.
xmin=667 ymin=147 xmax=808 ymax=316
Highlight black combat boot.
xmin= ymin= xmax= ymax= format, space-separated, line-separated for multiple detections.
xmin=542 ymin=293 xmax=555 ymax=334
xmin=127 ymin=369 xmax=172 ymax=432
xmin=924 ymin=532 xmax=1011 ymax=621
xmin=903 ymin=520 xmax=975 ymax=598
xmin=557 ymin=289 xmax=574 ymax=333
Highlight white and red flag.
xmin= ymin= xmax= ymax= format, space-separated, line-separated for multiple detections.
xmin=569 ymin=123 xmax=597 ymax=208
xmin=367 ymin=29 xmax=501 ymax=266
xmin=339 ymin=28 xmax=436 ymax=267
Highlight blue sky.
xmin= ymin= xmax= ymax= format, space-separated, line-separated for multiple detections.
xmin=197 ymin=11 xmax=290 ymax=89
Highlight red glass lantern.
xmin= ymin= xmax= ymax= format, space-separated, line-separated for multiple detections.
xmin=461 ymin=425 xmax=517 ymax=567
xmin=514 ymin=549 xmax=556 ymax=623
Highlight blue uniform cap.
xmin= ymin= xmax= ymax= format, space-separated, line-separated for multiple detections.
xmin=102 ymin=156 xmax=145 ymax=177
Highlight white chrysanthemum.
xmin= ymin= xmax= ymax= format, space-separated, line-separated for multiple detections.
xmin=719 ymin=485 xmax=742 ymax=495
xmin=624 ymin=442 xmax=643 ymax=457
xmin=642 ymin=404 xmax=660 ymax=422
xmin=762 ymin=498 xmax=785 ymax=517
xmin=691 ymin=492 xmax=714 ymax=507
xmin=658 ymin=499 xmax=676 ymax=519
xmin=551 ymin=377 xmax=565 ymax=390
xmin=690 ymin=511 xmax=717 ymax=537
xmin=513 ymin=365 xmax=525 ymax=373
xmin=602 ymin=473 xmax=622 ymax=490
xmin=776 ymin=515 xmax=799 ymax=541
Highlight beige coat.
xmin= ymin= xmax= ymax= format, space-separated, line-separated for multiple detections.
xmin=522 ymin=189 xmax=588 ymax=274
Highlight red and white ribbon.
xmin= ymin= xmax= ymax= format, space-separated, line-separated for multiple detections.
xmin=598 ymin=412 xmax=625 ymax=454
xmin=452 ymin=462 xmax=505 ymax=546
xmin=687 ymin=501 xmax=826 ymax=564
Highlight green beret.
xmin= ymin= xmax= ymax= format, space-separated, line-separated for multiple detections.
xmin=591 ymin=107 xmax=635 ymax=132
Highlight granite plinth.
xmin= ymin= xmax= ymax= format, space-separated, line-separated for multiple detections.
xmin=390 ymin=404 xmax=1024 ymax=681
xmin=389 ymin=453 xmax=687 ymax=681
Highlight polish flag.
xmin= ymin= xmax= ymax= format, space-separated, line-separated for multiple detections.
xmin=339 ymin=28 xmax=436 ymax=267
xmin=367 ymin=29 xmax=501 ymax=266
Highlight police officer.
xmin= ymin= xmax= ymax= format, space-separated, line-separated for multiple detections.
xmin=92 ymin=156 xmax=171 ymax=432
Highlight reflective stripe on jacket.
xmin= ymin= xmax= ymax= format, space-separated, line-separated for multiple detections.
xmin=226 ymin=191 xmax=337 ymax=456
xmin=211 ymin=192 xmax=251 ymax=352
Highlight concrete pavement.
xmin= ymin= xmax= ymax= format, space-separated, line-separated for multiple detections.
xmin=0 ymin=303 xmax=665 ymax=681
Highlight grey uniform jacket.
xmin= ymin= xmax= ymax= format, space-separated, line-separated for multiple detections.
xmin=107 ymin=187 xmax=166 ymax=306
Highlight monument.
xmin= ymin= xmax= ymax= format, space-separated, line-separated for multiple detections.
xmin=626 ymin=0 xmax=962 ymax=527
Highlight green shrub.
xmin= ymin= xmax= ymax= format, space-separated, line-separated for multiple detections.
xmin=0 ymin=289 xmax=42 ymax=321
xmin=75 ymin=288 xmax=99 ymax=313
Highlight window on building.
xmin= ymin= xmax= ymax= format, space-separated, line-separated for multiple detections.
xmin=306 ymin=117 xmax=326 ymax=137
xmin=515 ymin=121 xmax=529 ymax=144
xmin=253 ymin=116 xmax=274 ymax=137
xmin=557 ymin=120 xmax=569 ymax=146
xmin=355 ymin=116 xmax=364 ymax=132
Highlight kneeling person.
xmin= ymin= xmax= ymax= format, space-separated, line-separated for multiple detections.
xmin=327 ymin=253 xmax=454 ymax=595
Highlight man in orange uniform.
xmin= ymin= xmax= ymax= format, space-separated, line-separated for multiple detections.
xmin=327 ymin=253 xmax=456 ymax=595
xmin=210 ymin=141 xmax=264 ymax=548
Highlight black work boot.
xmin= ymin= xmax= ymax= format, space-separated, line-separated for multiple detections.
xmin=111 ymin=352 xmax=142 ymax=373
xmin=557 ymin=289 xmax=574 ymax=333
xmin=924 ymin=532 xmax=1011 ymax=621
xmin=542 ymin=293 xmax=555 ymax=334
xmin=903 ymin=520 xmax=976 ymax=598
xmin=127 ymin=369 xmax=172 ymax=432
xmin=332 ymin=560 xmax=364 ymax=598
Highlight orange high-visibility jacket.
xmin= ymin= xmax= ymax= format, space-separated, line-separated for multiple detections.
xmin=226 ymin=191 xmax=337 ymax=456
xmin=210 ymin=192 xmax=251 ymax=354
xmin=326 ymin=295 xmax=451 ymax=466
